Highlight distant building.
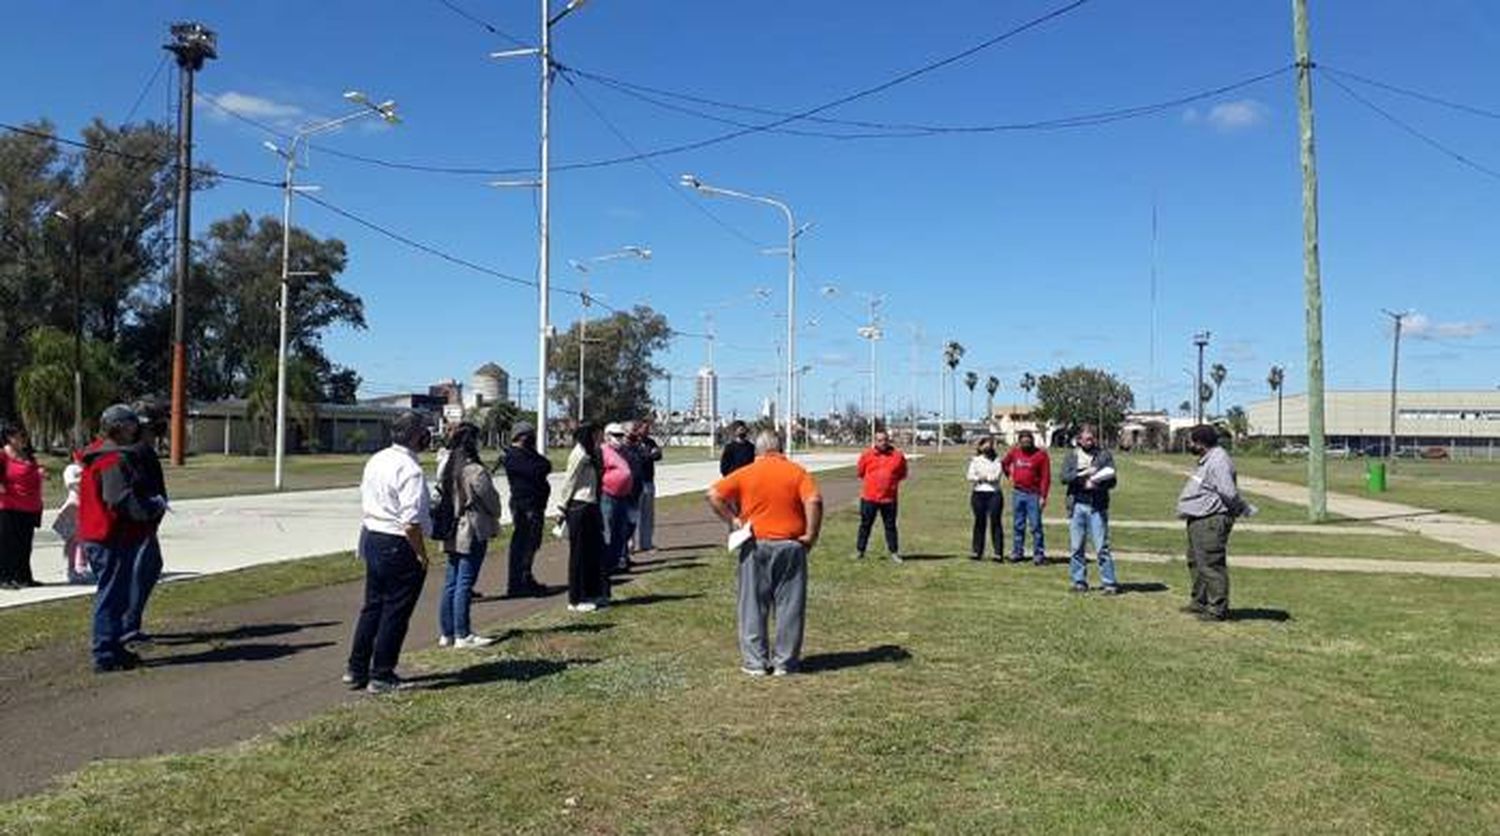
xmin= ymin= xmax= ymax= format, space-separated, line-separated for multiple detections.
xmin=467 ymin=363 xmax=510 ymax=409
xmin=1247 ymin=390 xmax=1500 ymax=455
xmin=429 ymin=378 xmax=463 ymax=405
xmin=693 ymin=368 xmax=718 ymax=419
xmin=187 ymin=399 xmax=408 ymax=456
xmin=986 ymin=403 xmax=1051 ymax=446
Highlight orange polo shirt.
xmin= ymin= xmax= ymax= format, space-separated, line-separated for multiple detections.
xmin=711 ymin=453 xmax=822 ymax=541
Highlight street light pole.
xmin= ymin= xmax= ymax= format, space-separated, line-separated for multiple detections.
xmin=568 ymin=246 xmax=650 ymax=423
xmin=681 ymin=174 xmax=805 ymax=454
xmin=52 ymin=210 xmax=88 ymax=450
xmin=1193 ymin=331 xmax=1211 ymax=424
xmin=265 ymin=93 xmax=398 ymax=490
xmin=1383 ymin=309 xmax=1410 ymax=459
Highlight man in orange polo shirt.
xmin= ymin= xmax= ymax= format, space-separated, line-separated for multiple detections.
xmin=707 ymin=430 xmax=823 ymax=677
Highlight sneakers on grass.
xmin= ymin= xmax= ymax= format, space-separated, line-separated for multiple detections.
xmin=437 ymin=635 xmax=452 ymax=648
xmin=741 ymin=665 xmax=768 ymax=677
xmin=454 ymin=634 xmax=495 ymax=649
xmin=1070 ymin=582 xmax=1090 ymax=594
xmin=568 ymin=602 xmax=598 ymax=613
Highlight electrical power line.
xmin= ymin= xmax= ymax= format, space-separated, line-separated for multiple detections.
xmin=1321 ymin=65 xmax=1500 ymax=122
xmin=0 ymin=121 xmax=286 ymax=189
xmin=1321 ymin=70 xmax=1500 ymax=183
xmin=431 ymin=0 xmax=532 ymax=49
xmin=555 ymin=70 xmax=766 ymax=248
xmin=123 ymin=54 xmax=170 ymax=125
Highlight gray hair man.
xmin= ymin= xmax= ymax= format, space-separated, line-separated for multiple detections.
xmin=1176 ymin=425 xmax=1257 ymax=621
xmin=706 ymin=431 xmax=823 ymax=676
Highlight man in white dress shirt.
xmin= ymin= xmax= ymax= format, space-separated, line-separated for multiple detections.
xmin=345 ymin=411 xmax=433 ymax=694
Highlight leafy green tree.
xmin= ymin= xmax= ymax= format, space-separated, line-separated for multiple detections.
xmin=243 ymin=352 xmax=321 ymax=453
xmin=549 ymin=305 xmax=672 ymax=425
xmin=1033 ymin=366 xmax=1135 ymax=441
xmin=12 ymin=326 xmax=129 ymax=448
xmin=469 ymin=400 xmax=523 ymax=450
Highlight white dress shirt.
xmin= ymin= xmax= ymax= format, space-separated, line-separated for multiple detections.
xmin=361 ymin=444 xmax=432 ymax=537
xmin=967 ymin=454 xmax=1004 ymax=493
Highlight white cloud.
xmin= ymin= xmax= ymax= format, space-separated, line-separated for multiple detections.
xmin=1184 ymin=99 xmax=1269 ymax=132
xmin=200 ymin=91 xmax=306 ymax=128
xmin=1403 ymin=314 xmax=1491 ymax=340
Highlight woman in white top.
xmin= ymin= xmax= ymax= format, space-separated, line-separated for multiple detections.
xmin=556 ymin=422 xmax=608 ymax=612
xmin=966 ymin=436 xmax=1005 ymax=560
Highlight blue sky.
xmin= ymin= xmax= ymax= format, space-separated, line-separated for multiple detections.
xmin=4 ymin=0 xmax=1498 ymax=418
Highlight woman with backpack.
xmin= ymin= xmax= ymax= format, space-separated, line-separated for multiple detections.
xmin=0 ymin=423 xmax=46 ymax=589
xmin=556 ymin=422 xmax=608 ymax=612
xmin=434 ymin=422 xmax=503 ymax=648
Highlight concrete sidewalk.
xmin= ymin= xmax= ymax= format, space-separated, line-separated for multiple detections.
xmin=0 ymin=452 xmax=859 ymax=610
xmin=1116 ymin=551 xmax=1500 ymax=579
xmin=1134 ymin=459 xmax=1500 ymax=558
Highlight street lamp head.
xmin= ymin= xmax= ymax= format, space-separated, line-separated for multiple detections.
xmin=623 ymin=245 xmax=652 ymax=260
xmin=375 ymin=100 xmax=401 ymax=124
xmin=679 ymin=173 xmax=703 ymax=190
xmin=569 ymin=259 xmax=590 ymax=274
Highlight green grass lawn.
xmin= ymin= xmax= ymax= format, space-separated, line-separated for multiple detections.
xmin=2 ymin=460 xmax=1497 ymax=833
xmin=1230 ymin=455 xmax=1500 ymax=523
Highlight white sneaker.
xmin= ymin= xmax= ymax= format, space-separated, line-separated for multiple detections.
xmin=437 ymin=635 xmax=452 ymax=648
xmin=454 ymin=634 xmax=495 ymax=649
xmin=569 ymin=602 xmax=597 ymax=613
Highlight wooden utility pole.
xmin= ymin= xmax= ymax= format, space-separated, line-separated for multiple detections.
xmin=1383 ymin=309 xmax=1409 ymax=459
xmin=1293 ymin=0 xmax=1328 ymax=521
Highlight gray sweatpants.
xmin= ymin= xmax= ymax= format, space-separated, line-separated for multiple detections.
xmin=736 ymin=539 xmax=808 ymax=671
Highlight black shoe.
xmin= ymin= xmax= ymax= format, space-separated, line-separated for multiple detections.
xmin=1033 ymin=557 xmax=1047 ymax=566
xmin=970 ymin=553 xmax=982 ymax=561
xmin=1070 ymin=582 xmax=1089 ymax=594
xmin=21 ymin=579 xmax=43 ymax=588
xmin=94 ymin=651 xmax=141 ymax=674
xmin=341 ymin=671 xmax=368 ymax=690
xmin=0 ymin=580 xmax=19 ymax=591
xmin=366 ymin=677 xmax=407 ymax=695
xmin=122 ymin=631 xmax=154 ymax=645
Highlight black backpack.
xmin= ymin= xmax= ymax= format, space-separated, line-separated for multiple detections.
xmin=430 ymin=463 xmax=459 ymax=541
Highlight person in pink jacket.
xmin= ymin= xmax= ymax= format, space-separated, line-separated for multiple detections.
xmin=599 ymin=423 xmax=636 ymax=579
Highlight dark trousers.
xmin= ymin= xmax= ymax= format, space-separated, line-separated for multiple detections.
xmin=856 ymin=499 xmax=899 ymax=555
xmin=0 ymin=509 xmax=38 ymax=584
xmin=1186 ymin=514 xmax=1232 ymax=617
xmin=507 ymin=503 xmax=545 ymax=593
xmin=566 ymin=501 xmax=607 ymax=604
xmin=970 ymin=491 xmax=1004 ymax=558
xmin=347 ymin=529 xmax=427 ymax=683
xmin=84 ymin=539 xmax=141 ymax=666
xmin=123 ymin=535 xmax=163 ymax=636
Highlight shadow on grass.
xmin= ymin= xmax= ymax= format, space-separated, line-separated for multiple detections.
xmin=145 ymin=640 xmax=337 ymax=667
xmin=629 ymin=560 xmax=709 ymax=575
xmin=800 ymin=644 xmax=911 ymax=673
xmin=895 ymin=553 xmax=958 ymax=562
xmin=492 ymin=622 xmax=615 ymax=644
xmin=648 ymin=543 xmax=720 ymax=553
xmin=1230 ymin=607 xmax=1292 ymax=622
xmin=608 ymin=593 xmax=704 ymax=608
xmin=151 ymin=620 xmax=341 ymax=646
xmin=1116 ymin=582 xmax=1169 ymax=595
xmin=408 ymin=657 xmax=597 ymax=691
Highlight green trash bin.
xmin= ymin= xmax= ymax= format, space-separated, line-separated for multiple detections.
xmin=1367 ymin=460 xmax=1387 ymax=493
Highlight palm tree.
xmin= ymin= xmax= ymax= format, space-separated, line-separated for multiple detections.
xmin=1019 ymin=372 xmax=1037 ymax=407
xmin=963 ymin=371 xmax=979 ymax=420
xmin=1267 ymin=365 xmax=1286 ymax=443
xmin=984 ymin=375 xmax=1000 ymax=425
xmin=942 ymin=341 xmax=965 ymax=431
xmin=1209 ymin=363 xmax=1228 ymax=417
xmin=1178 ymin=400 xmax=1192 ymax=417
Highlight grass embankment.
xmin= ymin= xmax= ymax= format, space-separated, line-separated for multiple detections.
xmin=2 ymin=457 xmax=1497 ymax=832
xmin=1231 ymin=456 xmax=1500 ymax=523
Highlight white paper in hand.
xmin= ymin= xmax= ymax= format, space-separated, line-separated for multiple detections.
xmin=552 ymin=520 xmax=568 ymax=540
xmin=727 ymin=522 xmax=754 ymax=554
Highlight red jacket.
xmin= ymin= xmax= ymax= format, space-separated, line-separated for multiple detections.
xmin=0 ymin=452 xmax=45 ymax=514
xmin=857 ymin=446 xmax=908 ymax=503
xmin=78 ymin=441 xmax=162 ymax=546
xmin=1002 ymin=447 xmax=1051 ymax=498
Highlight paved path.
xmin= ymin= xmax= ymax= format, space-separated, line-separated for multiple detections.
xmin=1134 ymin=460 xmax=1500 ymax=557
xmin=1107 ymin=520 xmax=1401 ymax=537
xmin=0 ymin=453 xmax=860 ymax=611
xmin=1115 ymin=551 xmax=1500 ymax=579
xmin=0 ymin=469 xmax=867 ymax=801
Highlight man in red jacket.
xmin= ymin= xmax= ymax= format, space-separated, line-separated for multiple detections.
xmin=1002 ymin=430 xmax=1052 ymax=565
xmin=78 ymin=405 xmax=167 ymax=672
xmin=855 ymin=430 xmax=908 ymax=563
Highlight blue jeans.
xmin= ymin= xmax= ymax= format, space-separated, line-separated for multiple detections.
xmin=601 ymin=494 xmax=633 ymax=569
xmin=1068 ymin=502 xmax=1117 ymax=588
xmin=1012 ymin=491 xmax=1045 ymax=560
xmin=123 ymin=535 xmax=163 ymax=637
xmin=85 ymin=540 xmax=141 ymax=666
xmin=439 ymin=541 xmax=488 ymax=639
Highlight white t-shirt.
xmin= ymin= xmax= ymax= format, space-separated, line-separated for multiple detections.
xmin=967 ymin=454 xmax=1004 ymax=493
xmin=360 ymin=445 xmax=432 ymax=537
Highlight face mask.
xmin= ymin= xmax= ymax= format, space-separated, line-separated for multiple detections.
xmin=982 ymin=449 xmax=997 ymax=460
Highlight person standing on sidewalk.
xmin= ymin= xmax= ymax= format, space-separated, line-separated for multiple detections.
xmin=966 ymin=436 xmax=1004 ymax=561
xmin=501 ymin=422 xmax=551 ymax=598
xmin=706 ymin=430 xmax=823 ymax=676
xmin=599 ymin=422 xmax=636 ymax=574
xmin=1003 ymin=429 xmax=1051 ymax=565
xmin=630 ymin=419 xmax=663 ymax=553
xmin=1061 ymin=425 xmax=1119 ymax=595
xmin=121 ymin=400 xmax=169 ymax=644
xmin=0 ymin=423 xmax=46 ymax=590
xmin=436 ymin=422 xmax=502 ymax=649
xmin=557 ymin=422 xmax=607 ymax=612
xmin=346 ymin=411 xmax=432 ymax=694
xmin=855 ymin=430 xmax=908 ymax=563
xmin=719 ymin=420 xmax=755 ymax=476
xmin=78 ymin=405 xmax=166 ymax=672
xmin=1177 ymin=425 xmax=1257 ymax=622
